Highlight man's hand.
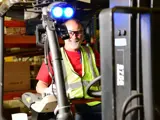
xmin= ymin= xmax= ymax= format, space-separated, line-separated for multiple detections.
xmin=42 ymin=84 xmax=57 ymax=97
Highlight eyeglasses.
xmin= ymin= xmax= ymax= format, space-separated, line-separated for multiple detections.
xmin=68 ymin=30 xmax=83 ymax=36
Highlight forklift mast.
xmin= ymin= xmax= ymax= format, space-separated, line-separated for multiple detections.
xmin=100 ymin=0 xmax=160 ymax=120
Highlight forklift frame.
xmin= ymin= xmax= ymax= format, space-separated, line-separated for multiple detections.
xmin=99 ymin=6 xmax=160 ymax=120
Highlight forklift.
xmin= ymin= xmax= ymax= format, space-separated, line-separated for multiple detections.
xmin=0 ymin=0 xmax=160 ymax=120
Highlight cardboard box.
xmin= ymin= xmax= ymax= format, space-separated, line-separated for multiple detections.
xmin=4 ymin=27 xmax=26 ymax=35
xmin=4 ymin=62 xmax=30 ymax=92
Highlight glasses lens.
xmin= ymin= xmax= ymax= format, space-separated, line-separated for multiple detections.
xmin=68 ymin=30 xmax=83 ymax=36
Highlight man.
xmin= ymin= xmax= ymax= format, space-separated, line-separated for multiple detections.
xmin=36 ymin=19 xmax=101 ymax=120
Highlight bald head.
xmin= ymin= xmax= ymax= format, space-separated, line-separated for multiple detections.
xmin=64 ymin=19 xmax=83 ymax=31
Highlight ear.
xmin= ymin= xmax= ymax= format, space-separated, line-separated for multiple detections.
xmin=82 ymin=32 xmax=85 ymax=40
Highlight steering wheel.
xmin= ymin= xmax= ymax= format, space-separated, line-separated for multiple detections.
xmin=86 ymin=76 xmax=101 ymax=97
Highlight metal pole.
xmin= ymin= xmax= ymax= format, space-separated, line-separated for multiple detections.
xmin=141 ymin=14 xmax=154 ymax=120
xmin=0 ymin=16 xmax=4 ymax=119
xmin=42 ymin=7 xmax=72 ymax=120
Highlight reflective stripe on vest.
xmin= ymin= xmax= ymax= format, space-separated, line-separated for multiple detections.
xmin=83 ymin=46 xmax=96 ymax=78
xmin=65 ymin=81 xmax=90 ymax=90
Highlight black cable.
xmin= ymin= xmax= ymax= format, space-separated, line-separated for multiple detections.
xmin=121 ymin=93 xmax=143 ymax=120
xmin=44 ymin=37 xmax=54 ymax=81
xmin=44 ymin=37 xmax=57 ymax=97
xmin=44 ymin=36 xmax=53 ymax=80
xmin=124 ymin=105 xmax=160 ymax=120
xmin=45 ymin=42 xmax=57 ymax=97
xmin=124 ymin=105 xmax=143 ymax=119
xmin=121 ymin=94 xmax=160 ymax=120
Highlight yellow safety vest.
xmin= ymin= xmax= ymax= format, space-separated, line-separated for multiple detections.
xmin=60 ymin=46 xmax=101 ymax=106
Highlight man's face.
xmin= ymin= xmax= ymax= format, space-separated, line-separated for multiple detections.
xmin=64 ymin=20 xmax=84 ymax=51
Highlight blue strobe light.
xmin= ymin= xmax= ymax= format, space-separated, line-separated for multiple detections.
xmin=51 ymin=7 xmax=63 ymax=18
xmin=48 ymin=2 xmax=75 ymax=21
xmin=64 ymin=7 xmax=74 ymax=19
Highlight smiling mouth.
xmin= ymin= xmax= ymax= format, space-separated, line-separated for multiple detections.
xmin=75 ymin=40 xmax=79 ymax=42
xmin=69 ymin=39 xmax=79 ymax=42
